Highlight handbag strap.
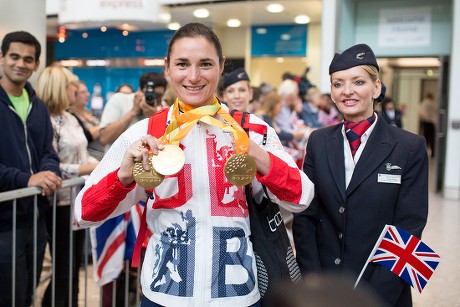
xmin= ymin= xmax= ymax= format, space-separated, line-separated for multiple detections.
xmin=230 ymin=110 xmax=267 ymax=145
xmin=132 ymin=108 xmax=169 ymax=268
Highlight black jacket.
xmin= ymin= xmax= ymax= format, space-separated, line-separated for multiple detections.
xmin=0 ymin=81 xmax=60 ymax=231
xmin=293 ymin=116 xmax=428 ymax=306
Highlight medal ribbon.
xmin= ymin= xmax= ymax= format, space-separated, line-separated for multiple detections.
xmin=201 ymin=108 xmax=249 ymax=154
xmin=159 ymin=97 xmax=249 ymax=154
xmin=159 ymin=97 xmax=220 ymax=145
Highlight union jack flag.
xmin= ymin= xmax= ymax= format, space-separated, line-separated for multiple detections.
xmin=370 ymin=225 xmax=440 ymax=293
xmin=90 ymin=201 xmax=151 ymax=286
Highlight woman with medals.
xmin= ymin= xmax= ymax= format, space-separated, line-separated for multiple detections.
xmin=74 ymin=23 xmax=314 ymax=307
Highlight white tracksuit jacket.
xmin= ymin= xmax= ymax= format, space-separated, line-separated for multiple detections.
xmin=74 ymin=106 xmax=314 ymax=306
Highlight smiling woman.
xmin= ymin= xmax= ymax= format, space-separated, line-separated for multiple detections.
xmin=293 ymin=43 xmax=430 ymax=307
xmin=164 ymin=31 xmax=224 ymax=107
xmin=73 ymin=22 xmax=314 ymax=307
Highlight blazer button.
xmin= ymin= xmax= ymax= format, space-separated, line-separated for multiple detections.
xmin=338 ymin=233 xmax=343 ymax=239
xmin=339 ymin=206 xmax=345 ymax=213
xmin=334 ymin=258 xmax=341 ymax=265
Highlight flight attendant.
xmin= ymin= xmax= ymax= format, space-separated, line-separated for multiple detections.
xmin=293 ymin=44 xmax=428 ymax=307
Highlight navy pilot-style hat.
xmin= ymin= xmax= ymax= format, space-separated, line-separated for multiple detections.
xmin=329 ymin=43 xmax=386 ymax=102
xmin=329 ymin=44 xmax=379 ymax=75
xmin=223 ymin=67 xmax=250 ymax=89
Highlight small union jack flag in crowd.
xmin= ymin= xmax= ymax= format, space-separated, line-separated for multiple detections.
xmin=369 ymin=225 xmax=441 ymax=293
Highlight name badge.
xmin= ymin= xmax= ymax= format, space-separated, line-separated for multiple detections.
xmin=378 ymin=173 xmax=401 ymax=184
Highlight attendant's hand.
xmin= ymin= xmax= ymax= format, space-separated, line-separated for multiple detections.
xmin=117 ymin=135 xmax=164 ymax=187
xmin=28 ymin=171 xmax=62 ymax=196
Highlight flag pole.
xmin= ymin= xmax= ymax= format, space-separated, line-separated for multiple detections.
xmin=354 ymin=224 xmax=389 ymax=288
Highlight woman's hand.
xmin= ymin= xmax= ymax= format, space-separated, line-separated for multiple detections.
xmin=117 ymin=135 xmax=164 ymax=187
xmin=248 ymin=139 xmax=271 ymax=176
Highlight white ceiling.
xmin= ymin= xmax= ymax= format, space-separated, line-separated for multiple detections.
xmin=47 ymin=0 xmax=322 ymax=36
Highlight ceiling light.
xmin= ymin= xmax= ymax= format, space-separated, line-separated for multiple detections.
xmin=59 ymin=59 xmax=82 ymax=67
xmin=193 ymin=8 xmax=209 ymax=18
xmin=168 ymin=22 xmax=181 ymax=31
xmin=280 ymin=34 xmax=291 ymax=40
xmin=122 ymin=31 xmax=129 ymax=36
xmin=159 ymin=12 xmax=171 ymax=22
xmin=256 ymin=28 xmax=267 ymax=34
xmin=100 ymin=26 xmax=107 ymax=32
xmin=266 ymin=4 xmax=284 ymax=13
xmin=86 ymin=59 xmax=110 ymax=67
xmin=295 ymin=15 xmax=310 ymax=24
xmin=227 ymin=19 xmax=241 ymax=28
xmin=144 ymin=59 xmax=165 ymax=66
xmin=82 ymin=33 xmax=88 ymax=38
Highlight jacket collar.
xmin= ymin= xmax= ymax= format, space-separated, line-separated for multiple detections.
xmin=325 ymin=117 xmax=396 ymax=200
xmin=346 ymin=116 xmax=396 ymax=196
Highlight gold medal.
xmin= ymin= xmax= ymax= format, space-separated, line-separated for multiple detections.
xmin=133 ymin=158 xmax=165 ymax=189
xmin=224 ymin=153 xmax=257 ymax=186
xmin=151 ymin=144 xmax=186 ymax=176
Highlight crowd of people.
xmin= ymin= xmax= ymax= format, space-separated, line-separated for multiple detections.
xmin=0 ymin=24 xmax=430 ymax=307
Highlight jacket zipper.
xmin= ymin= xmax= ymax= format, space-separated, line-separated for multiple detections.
xmin=9 ymin=104 xmax=34 ymax=174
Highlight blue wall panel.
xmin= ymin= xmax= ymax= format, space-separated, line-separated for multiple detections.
xmin=55 ymin=28 xmax=174 ymax=59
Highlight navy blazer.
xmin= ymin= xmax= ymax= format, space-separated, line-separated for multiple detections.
xmin=293 ymin=116 xmax=428 ymax=306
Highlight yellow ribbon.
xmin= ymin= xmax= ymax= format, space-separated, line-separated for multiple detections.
xmin=158 ymin=97 xmax=249 ymax=154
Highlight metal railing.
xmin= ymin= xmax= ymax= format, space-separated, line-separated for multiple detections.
xmin=0 ymin=177 xmax=141 ymax=307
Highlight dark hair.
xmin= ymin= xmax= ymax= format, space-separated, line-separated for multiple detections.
xmin=139 ymin=72 xmax=167 ymax=91
xmin=115 ymin=83 xmax=134 ymax=93
xmin=381 ymin=96 xmax=395 ymax=109
xmin=250 ymin=86 xmax=261 ymax=103
xmin=1 ymin=31 xmax=41 ymax=60
xmin=166 ymin=23 xmax=224 ymax=66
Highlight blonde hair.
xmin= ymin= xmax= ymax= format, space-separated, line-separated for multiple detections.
xmin=329 ymin=65 xmax=379 ymax=82
xmin=360 ymin=65 xmax=379 ymax=82
xmin=257 ymin=92 xmax=282 ymax=120
xmin=36 ymin=66 xmax=73 ymax=115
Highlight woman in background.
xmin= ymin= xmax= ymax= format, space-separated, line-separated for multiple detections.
xmin=68 ymin=80 xmax=105 ymax=160
xmin=36 ymin=66 xmax=99 ymax=307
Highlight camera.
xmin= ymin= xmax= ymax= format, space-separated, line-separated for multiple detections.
xmin=144 ymin=81 xmax=161 ymax=106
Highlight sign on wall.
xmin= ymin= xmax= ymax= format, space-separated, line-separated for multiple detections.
xmin=378 ymin=6 xmax=432 ymax=47
xmin=58 ymin=0 xmax=169 ymax=27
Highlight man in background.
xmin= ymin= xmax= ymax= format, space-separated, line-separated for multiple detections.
xmin=99 ymin=72 xmax=167 ymax=151
xmin=0 ymin=30 xmax=62 ymax=307
xmin=419 ymin=92 xmax=437 ymax=157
